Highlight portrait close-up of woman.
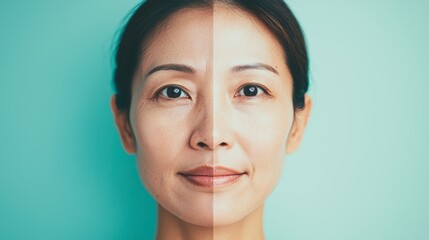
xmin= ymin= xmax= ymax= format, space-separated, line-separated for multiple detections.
xmin=111 ymin=0 xmax=311 ymax=239
xmin=1 ymin=0 xmax=428 ymax=239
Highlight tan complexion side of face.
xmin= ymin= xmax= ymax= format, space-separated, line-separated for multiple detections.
xmin=111 ymin=5 xmax=312 ymax=229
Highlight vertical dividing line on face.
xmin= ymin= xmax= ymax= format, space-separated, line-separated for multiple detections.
xmin=210 ymin=3 xmax=216 ymax=231
xmin=211 ymin=2 xmax=216 ymax=230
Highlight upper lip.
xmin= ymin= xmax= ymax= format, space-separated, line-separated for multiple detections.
xmin=179 ymin=165 xmax=246 ymax=176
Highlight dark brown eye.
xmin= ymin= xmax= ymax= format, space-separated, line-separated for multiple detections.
xmin=237 ymin=84 xmax=266 ymax=97
xmin=159 ymin=86 xmax=187 ymax=99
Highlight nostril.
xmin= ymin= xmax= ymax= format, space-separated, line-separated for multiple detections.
xmin=197 ymin=142 xmax=207 ymax=148
xmin=220 ymin=142 xmax=228 ymax=147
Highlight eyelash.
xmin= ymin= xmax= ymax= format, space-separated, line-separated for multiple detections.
xmin=235 ymin=83 xmax=270 ymax=98
xmin=153 ymin=83 xmax=270 ymax=100
xmin=153 ymin=84 xmax=190 ymax=100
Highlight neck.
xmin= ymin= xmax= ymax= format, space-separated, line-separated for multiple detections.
xmin=156 ymin=204 xmax=265 ymax=240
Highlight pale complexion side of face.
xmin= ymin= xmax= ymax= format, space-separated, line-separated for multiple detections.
xmin=112 ymin=5 xmax=311 ymax=229
xmin=212 ymin=5 xmax=310 ymax=226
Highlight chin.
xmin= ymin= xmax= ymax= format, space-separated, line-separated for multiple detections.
xmin=160 ymin=193 xmax=215 ymax=227
xmin=177 ymin=206 xmax=246 ymax=228
xmin=175 ymin=207 xmax=214 ymax=228
xmin=213 ymin=199 xmax=254 ymax=227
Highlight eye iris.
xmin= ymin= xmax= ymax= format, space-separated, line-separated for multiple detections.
xmin=243 ymin=86 xmax=258 ymax=96
xmin=166 ymin=87 xmax=182 ymax=98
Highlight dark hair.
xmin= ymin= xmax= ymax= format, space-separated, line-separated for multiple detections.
xmin=113 ymin=0 xmax=309 ymax=114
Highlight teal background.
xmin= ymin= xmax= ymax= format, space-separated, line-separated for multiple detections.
xmin=0 ymin=0 xmax=428 ymax=239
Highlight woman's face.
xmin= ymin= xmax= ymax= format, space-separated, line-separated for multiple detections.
xmin=114 ymin=6 xmax=310 ymax=227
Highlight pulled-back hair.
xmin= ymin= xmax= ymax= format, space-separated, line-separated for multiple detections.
xmin=113 ymin=0 xmax=309 ymax=114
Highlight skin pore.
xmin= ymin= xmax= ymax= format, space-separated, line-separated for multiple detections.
xmin=111 ymin=4 xmax=312 ymax=240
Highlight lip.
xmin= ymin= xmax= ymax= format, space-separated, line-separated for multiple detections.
xmin=178 ymin=165 xmax=246 ymax=188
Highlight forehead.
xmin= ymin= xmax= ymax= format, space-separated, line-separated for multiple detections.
xmin=213 ymin=5 xmax=286 ymax=71
xmin=139 ymin=5 xmax=287 ymax=75
xmin=140 ymin=7 xmax=213 ymax=72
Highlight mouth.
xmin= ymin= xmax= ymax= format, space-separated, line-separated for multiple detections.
xmin=178 ymin=165 xmax=247 ymax=188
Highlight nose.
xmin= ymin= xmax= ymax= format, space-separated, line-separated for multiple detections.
xmin=189 ymin=96 xmax=234 ymax=151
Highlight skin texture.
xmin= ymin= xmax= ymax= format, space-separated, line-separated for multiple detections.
xmin=111 ymin=5 xmax=312 ymax=240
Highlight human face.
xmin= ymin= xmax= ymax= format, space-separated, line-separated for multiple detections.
xmin=118 ymin=6 xmax=303 ymax=227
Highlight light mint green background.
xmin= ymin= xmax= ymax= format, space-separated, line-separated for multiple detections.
xmin=0 ymin=0 xmax=428 ymax=239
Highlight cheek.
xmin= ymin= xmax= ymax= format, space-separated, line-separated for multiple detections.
xmin=132 ymin=105 xmax=189 ymax=196
xmin=238 ymin=103 xmax=293 ymax=157
xmin=134 ymin=104 xmax=190 ymax=160
xmin=237 ymin=103 xmax=293 ymax=191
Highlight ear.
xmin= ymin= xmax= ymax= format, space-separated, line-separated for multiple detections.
xmin=286 ymin=94 xmax=312 ymax=154
xmin=110 ymin=95 xmax=136 ymax=154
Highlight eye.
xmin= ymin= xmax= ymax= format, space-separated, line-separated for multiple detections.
xmin=157 ymin=85 xmax=189 ymax=99
xmin=236 ymin=84 xmax=267 ymax=97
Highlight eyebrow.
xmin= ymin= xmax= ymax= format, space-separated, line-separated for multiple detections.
xmin=144 ymin=62 xmax=279 ymax=80
xmin=146 ymin=64 xmax=196 ymax=78
xmin=231 ymin=63 xmax=279 ymax=75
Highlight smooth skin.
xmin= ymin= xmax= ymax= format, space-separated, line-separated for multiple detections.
xmin=112 ymin=5 xmax=311 ymax=240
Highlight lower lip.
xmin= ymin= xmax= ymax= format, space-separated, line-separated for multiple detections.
xmin=179 ymin=174 xmax=244 ymax=188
